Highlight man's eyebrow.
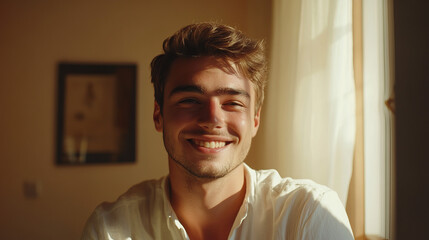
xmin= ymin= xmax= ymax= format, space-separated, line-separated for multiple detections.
xmin=215 ymin=87 xmax=250 ymax=99
xmin=169 ymin=85 xmax=205 ymax=97
xmin=169 ymin=85 xmax=250 ymax=99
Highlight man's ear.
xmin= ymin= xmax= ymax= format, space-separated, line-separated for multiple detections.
xmin=153 ymin=101 xmax=163 ymax=132
xmin=252 ymin=107 xmax=261 ymax=137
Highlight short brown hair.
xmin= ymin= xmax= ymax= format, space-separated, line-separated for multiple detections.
xmin=150 ymin=22 xmax=267 ymax=111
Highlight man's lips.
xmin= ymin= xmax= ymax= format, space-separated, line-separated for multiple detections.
xmin=190 ymin=139 xmax=231 ymax=149
xmin=185 ymin=135 xmax=234 ymax=150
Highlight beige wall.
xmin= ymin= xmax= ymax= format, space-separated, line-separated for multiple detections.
xmin=0 ymin=1 xmax=271 ymax=239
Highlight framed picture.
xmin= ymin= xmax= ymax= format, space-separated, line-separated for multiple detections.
xmin=56 ymin=63 xmax=137 ymax=165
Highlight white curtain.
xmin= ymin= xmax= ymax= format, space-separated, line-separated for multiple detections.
xmin=363 ymin=0 xmax=391 ymax=237
xmin=264 ymin=0 xmax=355 ymax=205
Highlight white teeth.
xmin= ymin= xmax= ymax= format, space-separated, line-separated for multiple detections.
xmin=194 ymin=140 xmax=226 ymax=149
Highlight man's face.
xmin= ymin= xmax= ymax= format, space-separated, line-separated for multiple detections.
xmin=153 ymin=57 xmax=261 ymax=179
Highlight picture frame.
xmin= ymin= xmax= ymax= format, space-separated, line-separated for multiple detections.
xmin=56 ymin=63 xmax=137 ymax=165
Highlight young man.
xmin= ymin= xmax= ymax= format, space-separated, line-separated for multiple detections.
xmin=82 ymin=23 xmax=354 ymax=240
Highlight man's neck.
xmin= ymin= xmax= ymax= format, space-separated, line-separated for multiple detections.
xmin=168 ymin=163 xmax=246 ymax=240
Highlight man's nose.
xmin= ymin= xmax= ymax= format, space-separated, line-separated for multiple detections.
xmin=198 ymin=99 xmax=224 ymax=129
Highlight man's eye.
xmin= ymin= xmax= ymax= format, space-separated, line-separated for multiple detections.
xmin=178 ymin=98 xmax=200 ymax=104
xmin=224 ymin=101 xmax=245 ymax=108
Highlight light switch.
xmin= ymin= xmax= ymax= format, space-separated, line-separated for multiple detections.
xmin=23 ymin=180 xmax=42 ymax=199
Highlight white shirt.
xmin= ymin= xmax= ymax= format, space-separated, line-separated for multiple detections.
xmin=82 ymin=164 xmax=354 ymax=239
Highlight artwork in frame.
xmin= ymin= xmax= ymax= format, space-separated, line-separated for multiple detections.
xmin=56 ymin=63 xmax=137 ymax=165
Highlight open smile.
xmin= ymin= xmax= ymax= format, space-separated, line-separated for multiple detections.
xmin=187 ymin=139 xmax=233 ymax=149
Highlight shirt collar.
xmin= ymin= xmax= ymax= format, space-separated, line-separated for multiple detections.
xmin=159 ymin=164 xmax=256 ymax=234
xmin=229 ymin=163 xmax=255 ymax=230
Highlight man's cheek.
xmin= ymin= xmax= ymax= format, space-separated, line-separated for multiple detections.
xmin=168 ymin=109 xmax=199 ymax=123
xmin=230 ymin=113 xmax=249 ymax=129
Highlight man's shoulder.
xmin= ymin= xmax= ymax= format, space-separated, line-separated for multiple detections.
xmin=250 ymin=168 xmax=333 ymax=204
xmin=247 ymin=168 xmax=353 ymax=239
xmin=82 ymin=177 xmax=169 ymax=239
xmin=94 ymin=177 xmax=166 ymax=215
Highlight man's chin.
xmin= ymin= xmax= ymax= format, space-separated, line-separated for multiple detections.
xmin=170 ymin=157 xmax=225 ymax=179
xmin=182 ymin=163 xmax=229 ymax=179
xmin=182 ymin=160 xmax=244 ymax=180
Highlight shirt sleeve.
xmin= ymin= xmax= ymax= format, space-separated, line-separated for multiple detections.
xmin=81 ymin=209 xmax=104 ymax=240
xmin=300 ymin=190 xmax=354 ymax=240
